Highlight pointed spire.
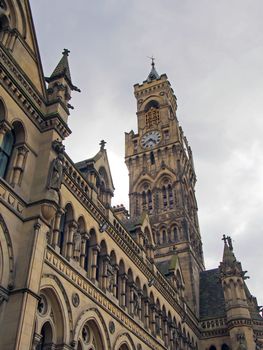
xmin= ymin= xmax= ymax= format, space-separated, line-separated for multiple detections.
xmin=46 ymin=49 xmax=80 ymax=92
xmin=147 ymin=56 xmax=160 ymax=82
xmin=220 ymin=235 xmax=245 ymax=278
xmin=50 ymin=49 xmax=72 ymax=82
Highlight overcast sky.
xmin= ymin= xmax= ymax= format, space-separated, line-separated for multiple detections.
xmin=31 ymin=1 xmax=263 ymax=306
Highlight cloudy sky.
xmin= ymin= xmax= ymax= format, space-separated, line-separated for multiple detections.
xmin=31 ymin=1 xmax=263 ymax=305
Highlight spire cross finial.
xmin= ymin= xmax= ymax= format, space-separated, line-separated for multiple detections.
xmin=222 ymin=234 xmax=228 ymax=244
xmin=222 ymin=234 xmax=233 ymax=251
xmin=100 ymin=140 xmax=106 ymax=150
xmin=147 ymin=55 xmax=155 ymax=67
xmin=63 ymin=48 xmax=70 ymax=56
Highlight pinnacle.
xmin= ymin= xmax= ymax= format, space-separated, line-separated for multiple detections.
xmin=146 ymin=56 xmax=160 ymax=82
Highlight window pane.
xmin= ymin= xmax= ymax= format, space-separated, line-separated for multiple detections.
xmin=2 ymin=131 xmax=14 ymax=155
xmin=0 ymin=152 xmax=8 ymax=177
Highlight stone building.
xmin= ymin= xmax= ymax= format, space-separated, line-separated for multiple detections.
xmin=0 ymin=1 xmax=262 ymax=349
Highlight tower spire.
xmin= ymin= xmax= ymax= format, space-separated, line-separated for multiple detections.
xmin=146 ymin=56 xmax=160 ymax=82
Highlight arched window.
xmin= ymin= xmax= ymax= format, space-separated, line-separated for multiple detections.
xmin=84 ymin=239 xmax=89 ymax=271
xmin=209 ymin=346 xmax=217 ymax=350
xmin=147 ymin=190 xmax=152 ymax=211
xmin=38 ymin=322 xmax=53 ymax=350
xmin=162 ymin=186 xmax=167 ymax=208
xmin=162 ymin=229 xmax=167 ymax=244
xmin=221 ymin=345 xmax=230 ymax=350
xmin=173 ymin=226 xmax=178 ymax=242
xmin=58 ymin=212 xmax=66 ymax=255
xmin=150 ymin=151 xmax=155 ymax=165
xmin=142 ymin=191 xmax=146 ymax=206
xmin=0 ymin=130 xmax=14 ymax=178
xmin=168 ymin=184 xmax=173 ymax=208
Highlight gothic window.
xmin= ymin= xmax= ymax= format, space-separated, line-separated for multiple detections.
xmin=150 ymin=151 xmax=155 ymax=165
xmin=147 ymin=190 xmax=152 ymax=212
xmin=58 ymin=212 xmax=66 ymax=255
xmin=0 ymin=130 xmax=14 ymax=178
xmin=84 ymin=239 xmax=89 ymax=271
xmin=221 ymin=345 xmax=230 ymax=350
xmin=168 ymin=184 xmax=173 ymax=208
xmin=142 ymin=191 xmax=146 ymax=206
xmin=162 ymin=229 xmax=167 ymax=244
xmin=162 ymin=186 xmax=167 ymax=209
xmin=38 ymin=322 xmax=53 ymax=350
xmin=173 ymin=226 xmax=178 ymax=242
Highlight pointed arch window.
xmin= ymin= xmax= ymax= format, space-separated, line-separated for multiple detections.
xmin=150 ymin=151 xmax=155 ymax=165
xmin=173 ymin=226 xmax=178 ymax=242
xmin=58 ymin=212 xmax=66 ymax=255
xmin=162 ymin=186 xmax=167 ymax=209
xmin=0 ymin=130 xmax=14 ymax=178
xmin=147 ymin=190 xmax=152 ymax=212
xmin=168 ymin=184 xmax=173 ymax=208
xmin=142 ymin=191 xmax=147 ymax=206
xmin=162 ymin=229 xmax=167 ymax=244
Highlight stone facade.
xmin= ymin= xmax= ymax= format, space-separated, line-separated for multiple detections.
xmin=0 ymin=1 xmax=262 ymax=350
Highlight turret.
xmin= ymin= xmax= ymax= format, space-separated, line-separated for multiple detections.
xmin=219 ymin=235 xmax=257 ymax=350
xmin=45 ymin=49 xmax=80 ymax=124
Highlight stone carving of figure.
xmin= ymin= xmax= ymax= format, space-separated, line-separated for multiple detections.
xmin=134 ymin=288 xmax=139 ymax=316
xmin=48 ymin=153 xmax=64 ymax=191
xmin=107 ymin=264 xmax=114 ymax=293
xmin=73 ymin=231 xmax=81 ymax=261
xmin=236 ymin=330 xmax=247 ymax=350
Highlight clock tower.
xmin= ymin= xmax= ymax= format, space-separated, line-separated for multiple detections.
xmin=125 ymin=62 xmax=204 ymax=313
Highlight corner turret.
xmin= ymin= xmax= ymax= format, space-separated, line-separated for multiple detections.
xmin=219 ymin=235 xmax=257 ymax=350
xmin=46 ymin=49 xmax=80 ymax=124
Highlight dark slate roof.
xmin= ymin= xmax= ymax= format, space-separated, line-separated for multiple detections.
xmin=156 ymin=256 xmax=178 ymax=276
xmin=147 ymin=62 xmax=160 ymax=82
xmin=122 ymin=216 xmax=144 ymax=232
xmin=50 ymin=49 xmax=72 ymax=82
xmin=199 ymin=268 xmax=226 ymax=320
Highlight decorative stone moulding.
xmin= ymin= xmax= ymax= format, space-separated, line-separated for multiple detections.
xmin=41 ymin=202 xmax=57 ymax=222
xmin=72 ymin=293 xmax=80 ymax=307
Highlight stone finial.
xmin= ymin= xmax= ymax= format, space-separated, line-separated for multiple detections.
xmin=100 ymin=140 xmax=106 ymax=150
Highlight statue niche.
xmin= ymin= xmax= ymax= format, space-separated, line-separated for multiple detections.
xmin=47 ymin=140 xmax=65 ymax=192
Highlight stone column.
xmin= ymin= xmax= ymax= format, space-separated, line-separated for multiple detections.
xmin=66 ymin=221 xmax=78 ymax=260
xmin=150 ymin=304 xmax=157 ymax=334
xmin=163 ymin=316 xmax=169 ymax=346
xmin=138 ymin=289 xmax=143 ymax=320
xmin=52 ymin=209 xmax=63 ymax=247
xmin=144 ymin=297 xmax=150 ymax=329
xmin=80 ymin=233 xmax=89 ymax=269
xmin=101 ymin=254 xmax=110 ymax=291
xmin=11 ymin=145 xmax=28 ymax=186
xmin=31 ymin=333 xmax=42 ymax=350
xmin=113 ymin=264 xmax=119 ymax=297
xmin=91 ymin=244 xmax=100 ymax=281
xmin=120 ymin=273 xmax=127 ymax=308
xmin=128 ymin=282 xmax=135 ymax=315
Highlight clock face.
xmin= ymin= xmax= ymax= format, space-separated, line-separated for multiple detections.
xmin=141 ymin=130 xmax=161 ymax=149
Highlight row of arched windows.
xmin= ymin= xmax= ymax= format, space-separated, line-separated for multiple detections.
xmin=154 ymin=225 xmax=179 ymax=245
xmin=48 ymin=204 xmax=197 ymax=348
xmin=140 ymin=183 xmax=177 ymax=214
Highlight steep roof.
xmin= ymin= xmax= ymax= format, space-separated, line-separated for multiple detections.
xmin=50 ymin=49 xmax=72 ymax=83
xmin=146 ymin=60 xmax=160 ymax=82
xmin=199 ymin=268 xmax=226 ymax=320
